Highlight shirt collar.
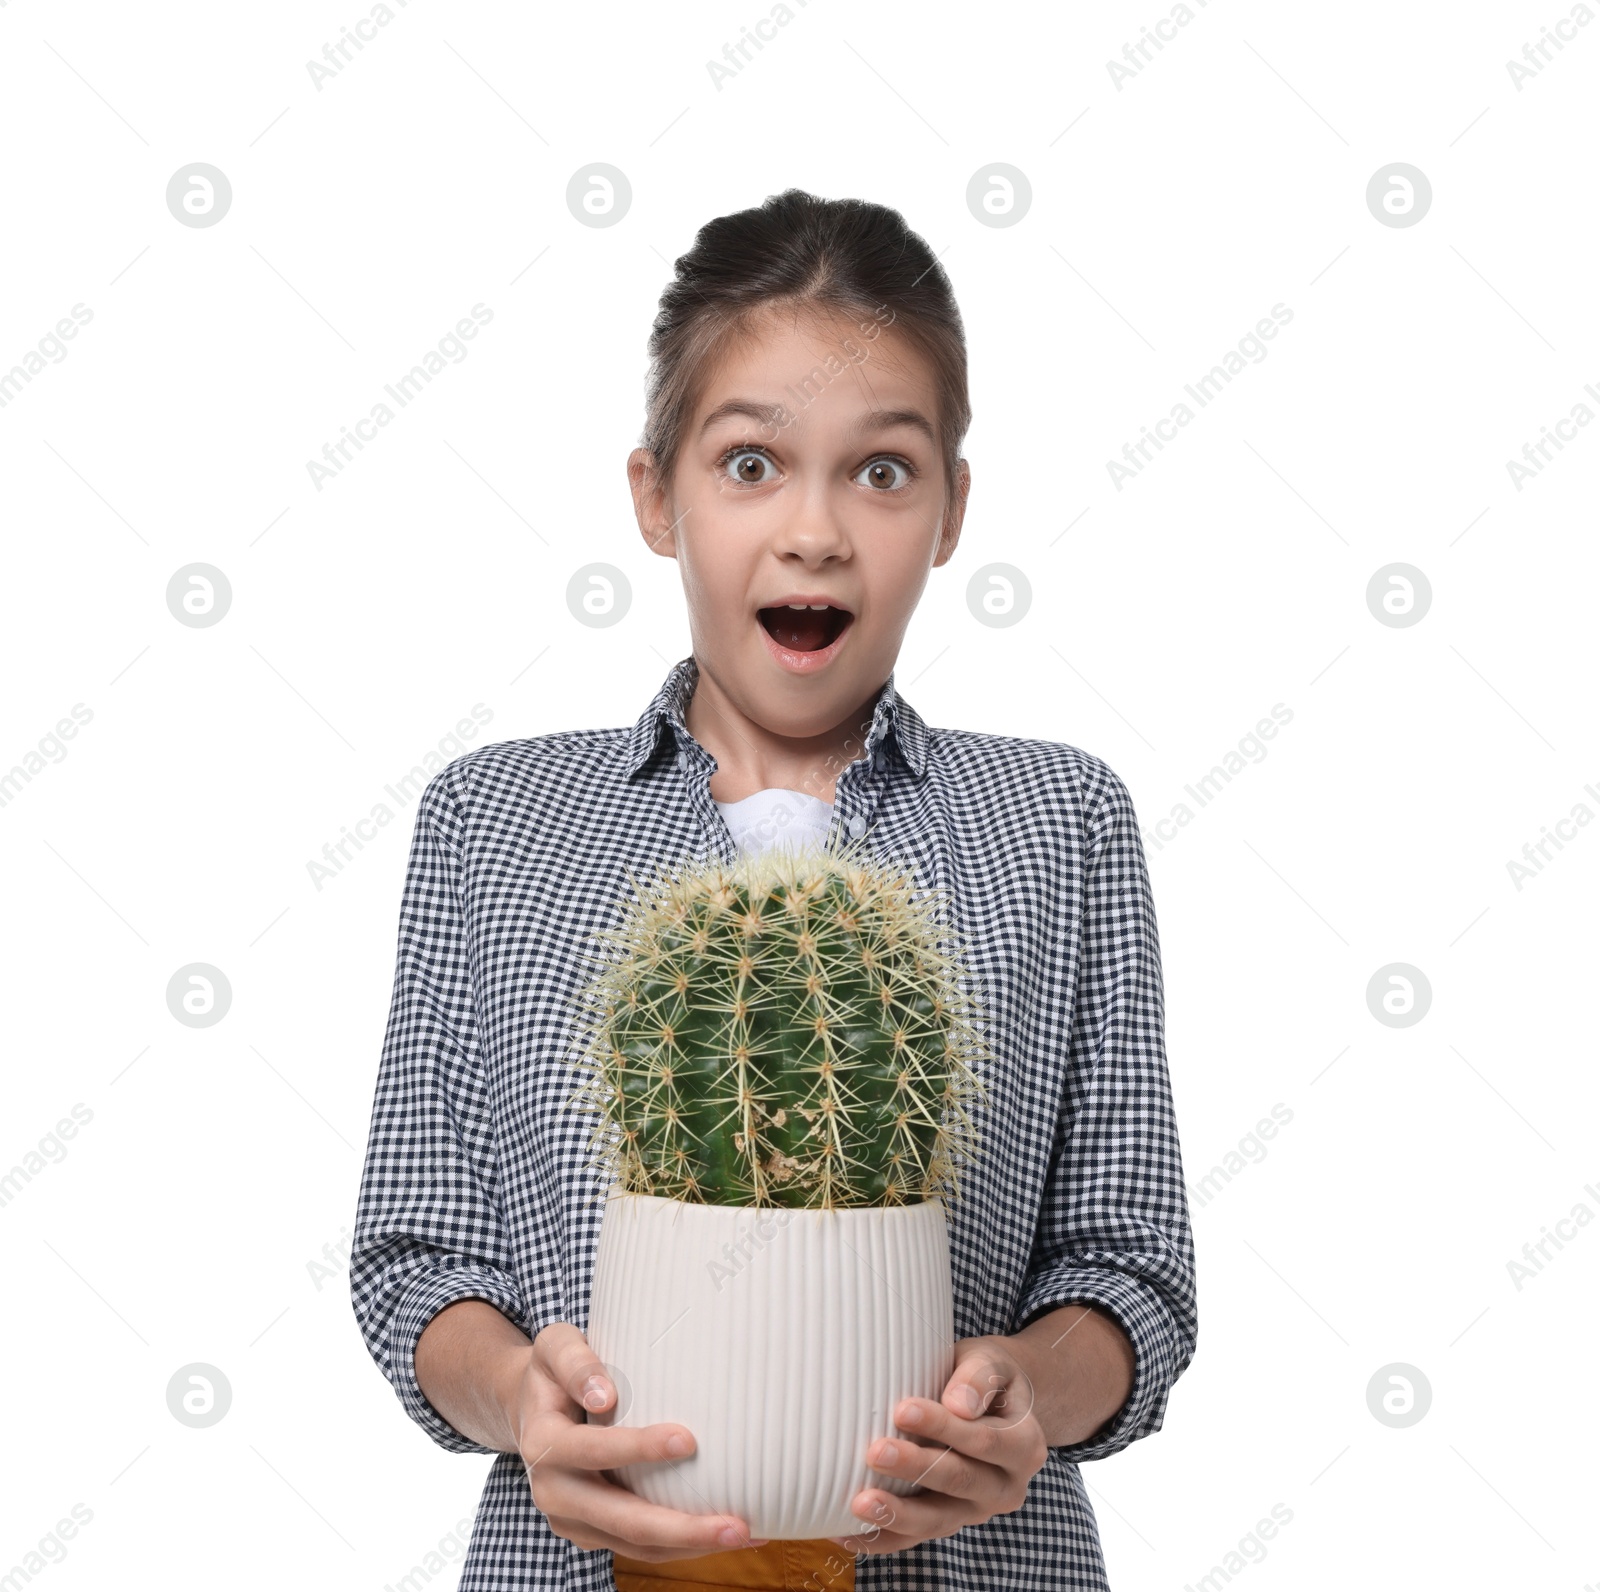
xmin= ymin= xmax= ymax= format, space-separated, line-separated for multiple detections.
xmin=624 ymin=653 xmax=929 ymax=782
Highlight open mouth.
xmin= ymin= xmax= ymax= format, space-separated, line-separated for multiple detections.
xmin=756 ymin=604 xmax=854 ymax=653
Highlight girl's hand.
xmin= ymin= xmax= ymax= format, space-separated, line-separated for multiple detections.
xmin=829 ymin=1333 xmax=1049 ymax=1556
xmin=518 ymin=1323 xmax=770 ymax=1562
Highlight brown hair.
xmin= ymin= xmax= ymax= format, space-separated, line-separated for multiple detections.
xmin=640 ymin=188 xmax=971 ymax=509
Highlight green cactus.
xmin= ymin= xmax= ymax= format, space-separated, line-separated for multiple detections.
xmin=565 ymin=836 xmax=991 ymax=1210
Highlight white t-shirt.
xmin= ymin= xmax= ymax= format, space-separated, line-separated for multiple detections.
xmin=714 ymin=786 xmax=834 ymax=857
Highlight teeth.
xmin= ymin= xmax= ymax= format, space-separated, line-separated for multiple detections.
xmin=784 ymin=602 xmax=832 ymax=609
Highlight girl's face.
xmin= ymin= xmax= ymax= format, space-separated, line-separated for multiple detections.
xmin=630 ymin=305 xmax=969 ymax=746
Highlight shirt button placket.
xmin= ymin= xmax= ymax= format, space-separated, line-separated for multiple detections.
xmin=832 ymin=754 xmax=879 ymax=848
xmin=677 ymin=739 xmax=734 ymax=866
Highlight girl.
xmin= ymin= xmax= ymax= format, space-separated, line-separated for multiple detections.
xmin=350 ymin=188 xmax=1198 ymax=1592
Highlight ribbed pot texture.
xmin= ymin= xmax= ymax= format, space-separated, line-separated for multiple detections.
xmin=585 ymin=1191 xmax=955 ymax=1541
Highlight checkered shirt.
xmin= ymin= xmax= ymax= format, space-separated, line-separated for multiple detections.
xmin=349 ymin=652 xmax=1198 ymax=1590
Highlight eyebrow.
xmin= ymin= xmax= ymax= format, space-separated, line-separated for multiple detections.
xmin=698 ymin=400 xmax=937 ymax=447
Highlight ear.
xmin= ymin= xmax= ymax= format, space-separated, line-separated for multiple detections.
xmin=629 ymin=446 xmax=682 ymax=560
xmin=932 ymin=457 xmax=971 ymax=568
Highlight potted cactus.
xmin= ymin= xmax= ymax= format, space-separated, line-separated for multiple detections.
xmin=564 ymin=837 xmax=991 ymax=1541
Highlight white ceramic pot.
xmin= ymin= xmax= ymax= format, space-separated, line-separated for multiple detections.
xmin=584 ymin=1190 xmax=955 ymax=1541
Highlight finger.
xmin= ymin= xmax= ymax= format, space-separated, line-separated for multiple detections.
xmin=533 ymin=1414 xmax=702 ymax=1475
xmin=549 ymin=1515 xmax=771 ymax=1558
xmin=844 ymin=1484 xmax=966 ymax=1548
xmin=831 ymin=1523 xmax=923 ymax=1557
xmin=961 ymin=1361 xmax=1037 ymax=1430
xmin=864 ymin=1431 xmax=986 ymax=1503
xmin=550 ymin=1521 xmax=770 ymax=1560
xmin=830 ymin=1493 xmax=959 ymax=1556
xmin=887 ymin=1395 xmax=1009 ymax=1467
xmin=553 ymin=1524 xmax=773 ymax=1562
xmin=531 ymin=1321 xmax=617 ymax=1412
xmin=537 ymin=1470 xmax=766 ymax=1555
xmin=941 ymin=1347 xmax=1018 ymax=1421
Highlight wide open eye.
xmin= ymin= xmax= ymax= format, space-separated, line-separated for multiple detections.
xmin=854 ymin=456 xmax=915 ymax=491
xmin=721 ymin=446 xmax=777 ymax=485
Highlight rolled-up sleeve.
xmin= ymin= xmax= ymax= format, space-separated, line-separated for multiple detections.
xmin=349 ymin=766 xmax=535 ymax=1455
xmin=1010 ymin=763 xmax=1198 ymax=1463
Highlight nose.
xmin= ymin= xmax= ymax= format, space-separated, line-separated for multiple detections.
xmin=769 ymin=474 xmax=850 ymax=564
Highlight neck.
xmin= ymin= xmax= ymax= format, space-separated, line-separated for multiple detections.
xmin=684 ymin=658 xmax=883 ymax=805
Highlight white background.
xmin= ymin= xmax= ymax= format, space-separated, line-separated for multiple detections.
xmin=1 ymin=1 xmax=1596 ymax=1588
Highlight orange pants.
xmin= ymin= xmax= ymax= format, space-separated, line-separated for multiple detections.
xmin=613 ymin=1537 xmax=857 ymax=1591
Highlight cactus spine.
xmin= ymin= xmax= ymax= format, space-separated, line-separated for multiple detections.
xmin=567 ymin=838 xmax=990 ymax=1210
